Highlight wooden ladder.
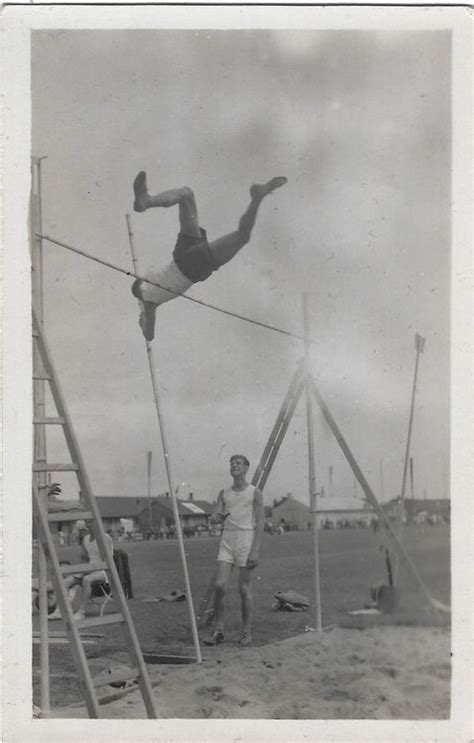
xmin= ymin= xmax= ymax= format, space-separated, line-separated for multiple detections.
xmin=32 ymin=306 xmax=158 ymax=718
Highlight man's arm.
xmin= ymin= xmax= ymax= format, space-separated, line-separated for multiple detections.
xmin=209 ymin=490 xmax=230 ymax=524
xmin=247 ymin=488 xmax=264 ymax=568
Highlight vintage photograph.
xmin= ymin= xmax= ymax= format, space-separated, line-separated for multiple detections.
xmin=2 ymin=5 xmax=472 ymax=740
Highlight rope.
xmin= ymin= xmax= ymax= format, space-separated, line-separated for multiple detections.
xmin=35 ymin=232 xmax=307 ymax=343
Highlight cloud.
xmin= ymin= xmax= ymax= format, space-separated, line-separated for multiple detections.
xmin=32 ymin=29 xmax=451 ymax=503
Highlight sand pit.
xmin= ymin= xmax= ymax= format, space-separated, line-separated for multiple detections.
xmin=57 ymin=624 xmax=450 ymax=720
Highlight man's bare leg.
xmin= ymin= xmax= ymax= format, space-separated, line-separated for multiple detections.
xmin=133 ymin=171 xmax=201 ymax=238
xmin=203 ymin=561 xmax=233 ymax=644
xmin=208 ymin=177 xmax=287 ymax=267
xmin=238 ymin=566 xmax=254 ymax=645
xmin=132 ymin=172 xmax=202 ymax=340
xmin=212 ymin=561 xmax=233 ymax=630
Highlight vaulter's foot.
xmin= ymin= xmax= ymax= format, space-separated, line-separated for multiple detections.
xmin=139 ymin=300 xmax=157 ymax=342
xmin=133 ymin=171 xmax=149 ymax=212
xmin=132 ymin=279 xmax=156 ymax=341
xmin=250 ymin=176 xmax=287 ymax=202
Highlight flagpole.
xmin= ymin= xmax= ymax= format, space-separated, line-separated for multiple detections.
xmin=395 ymin=334 xmax=425 ymax=581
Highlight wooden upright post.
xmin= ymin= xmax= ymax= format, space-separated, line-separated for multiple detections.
xmin=394 ymin=333 xmax=425 ymax=581
xmin=31 ymin=155 xmax=50 ymax=713
xmin=303 ymin=294 xmax=322 ymax=633
xmin=399 ymin=333 xmax=425 ymax=532
xmin=126 ymin=214 xmax=202 ymax=663
xmin=146 ymin=450 xmax=153 ymax=531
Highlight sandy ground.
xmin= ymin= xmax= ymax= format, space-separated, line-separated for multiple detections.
xmin=55 ymin=625 xmax=450 ymax=720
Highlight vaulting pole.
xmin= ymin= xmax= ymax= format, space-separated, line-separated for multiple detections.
xmin=31 ymin=155 xmax=50 ymax=713
xmin=303 ymin=294 xmax=322 ymax=632
xmin=125 ymin=214 xmax=202 ymax=663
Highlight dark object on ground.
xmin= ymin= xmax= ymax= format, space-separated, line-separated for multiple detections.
xmin=142 ymin=589 xmax=186 ymax=603
xmin=143 ymin=653 xmax=196 ymax=664
xmin=368 ymin=548 xmax=400 ymax=613
xmin=272 ymin=590 xmax=310 ymax=612
xmin=370 ymin=583 xmax=400 ymax=613
xmin=165 ymin=590 xmax=186 ymax=602
xmin=113 ymin=549 xmax=133 ymax=598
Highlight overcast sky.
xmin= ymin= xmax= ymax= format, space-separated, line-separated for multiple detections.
xmin=31 ymin=29 xmax=451 ymax=508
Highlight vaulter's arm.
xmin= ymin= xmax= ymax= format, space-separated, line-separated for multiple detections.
xmin=247 ymin=488 xmax=264 ymax=567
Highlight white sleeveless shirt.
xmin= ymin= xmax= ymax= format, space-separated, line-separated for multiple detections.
xmin=222 ymin=484 xmax=256 ymax=531
xmin=140 ymin=261 xmax=193 ymax=307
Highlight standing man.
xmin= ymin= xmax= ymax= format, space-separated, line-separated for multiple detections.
xmin=204 ymin=455 xmax=264 ymax=647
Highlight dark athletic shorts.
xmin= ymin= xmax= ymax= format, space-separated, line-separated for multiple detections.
xmin=172 ymin=228 xmax=219 ymax=283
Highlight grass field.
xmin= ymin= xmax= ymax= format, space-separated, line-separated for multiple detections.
xmin=33 ymin=523 xmax=450 ymax=710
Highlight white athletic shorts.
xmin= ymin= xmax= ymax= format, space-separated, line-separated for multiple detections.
xmin=218 ymin=529 xmax=255 ymax=567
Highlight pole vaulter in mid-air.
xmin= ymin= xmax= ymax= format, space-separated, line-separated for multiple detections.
xmin=131 ymin=172 xmax=287 ymax=340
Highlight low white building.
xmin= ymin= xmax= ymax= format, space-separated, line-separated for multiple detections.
xmin=271 ymin=495 xmax=372 ymax=530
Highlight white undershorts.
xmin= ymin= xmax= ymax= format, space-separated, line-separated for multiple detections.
xmin=218 ymin=529 xmax=255 ymax=567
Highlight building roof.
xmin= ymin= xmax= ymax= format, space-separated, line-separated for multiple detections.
xmin=273 ymin=498 xmax=310 ymax=513
xmin=96 ymin=495 xmax=215 ymax=520
xmin=187 ymin=499 xmax=214 ymax=514
xmin=181 ymin=502 xmax=206 ymax=515
xmin=137 ymin=496 xmax=215 ymax=518
xmin=96 ymin=497 xmax=149 ymax=518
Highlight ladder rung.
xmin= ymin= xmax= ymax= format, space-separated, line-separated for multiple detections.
xmin=33 ymin=373 xmax=51 ymax=381
xmin=48 ymin=510 xmax=93 ymax=523
xmin=61 ymin=561 xmax=108 ymax=575
xmin=33 ymin=417 xmax=65 ymax=425
xmin=94 ymin=667 xmax=139 ymax=688
xmin=76 ymin=613 xmax=125 ymax=630
xmin=33 ymin=463 xmax=79 ymax=472
xmin=32 ymin=329 xmax=39 ymax=337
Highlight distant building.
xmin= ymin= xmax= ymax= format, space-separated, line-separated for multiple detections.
xmin=272 ymin=495 xmax=310 ymax=530
xmin=315 ymin=508 xmax=372 ymax=529
xmin=270 ymin=494 xmax=372 ymax=530
xmin=137 ymin=495 xmax=214 ymax=535
xmin=373 ymin=497 xmax=451 ymax=528
xmin=95 ymin=496 xmax=148 ymax=535
xmin=397 ymin=497 xmax=450 ymax=524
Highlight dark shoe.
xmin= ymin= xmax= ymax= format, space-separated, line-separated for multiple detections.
xmin=203 ymin=629 xmax=224 ymax=646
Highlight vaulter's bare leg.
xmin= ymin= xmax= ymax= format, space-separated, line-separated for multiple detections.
xmin=132 ymin=172 xmax=202 ymax=340
xmin=133 ymin=171 xmax=201 ymax=238
xmin=208 ymin=177 xmax=287 ymax=267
